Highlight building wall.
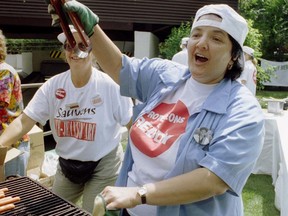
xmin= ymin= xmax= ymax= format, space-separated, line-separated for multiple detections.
xmin=135 ymin=31 xmax=159 ymax=58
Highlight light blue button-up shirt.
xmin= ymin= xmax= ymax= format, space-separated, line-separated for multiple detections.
xmin=116 ymin=55 xmax=264 ymax=216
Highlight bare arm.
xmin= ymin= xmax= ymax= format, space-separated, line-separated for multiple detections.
xmin=89 ymin=25 xmax=123 ymax=84
xmin=102 ymin=167 xmax=229 ymax=209
xmin=0 ymin=113 xmax=36 ymax=148
xmin=143 ymin=167 xmax=229 ymax=205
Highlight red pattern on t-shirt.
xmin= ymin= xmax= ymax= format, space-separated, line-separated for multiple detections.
xmin=130 ymin=101 xmax=189 ymax=157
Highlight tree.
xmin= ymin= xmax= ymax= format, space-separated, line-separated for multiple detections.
xmin=239 ymin=0 xmax=288 ymax=61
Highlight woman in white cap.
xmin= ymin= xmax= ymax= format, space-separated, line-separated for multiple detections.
xmin=0 ymin=25 xmax=133 ymax=213
xmin=237 ymin=46 xmax=258 ymax=95
xmin=54 ymin=2 xmax=264 ymax=216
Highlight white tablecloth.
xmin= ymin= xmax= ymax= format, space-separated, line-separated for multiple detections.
xmin=252 ymin=110 xmax=288 ymax=216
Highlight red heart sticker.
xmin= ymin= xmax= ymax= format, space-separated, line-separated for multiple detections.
xmin=130 ymin=101 xmax=189 ymax=157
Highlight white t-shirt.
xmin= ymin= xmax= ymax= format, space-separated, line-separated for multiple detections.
xmin=171 ymin=48 xmax=188 ymax=66
xmin=237 ymin=60 xmax=257 ymax=95
xmin=127 ymin=77 xmax=216 ymax=216
xmin=24 ymin=68 xmax=133 ymax=161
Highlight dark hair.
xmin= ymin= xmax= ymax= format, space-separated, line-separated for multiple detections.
xmin=224 ymin=35 xmax=243 ymax=81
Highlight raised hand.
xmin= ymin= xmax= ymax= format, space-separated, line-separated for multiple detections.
xmin=63 ymin=1 xmax=99 ymax=37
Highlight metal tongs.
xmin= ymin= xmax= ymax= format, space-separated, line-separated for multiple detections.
xmin=50 ymin=0 xmax=91 ymax=58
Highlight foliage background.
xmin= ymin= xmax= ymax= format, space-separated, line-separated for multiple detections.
xmin=6 ymin=39 xmax=61 ymax=54
xmin=239 ymin=0 xmax=288 ymax=61
xmin=159 ymin=22 xmax=191 ymax=60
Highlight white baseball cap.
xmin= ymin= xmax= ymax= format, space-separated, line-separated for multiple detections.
xmin=243 ymin=46 xmax=255 ymax=57
xmin=181 ymin=37 xmax=189 ymax=45
xmin=180 ymin=37 xmax=189 ymax=48
xmin=57 ymin=25 xmax=77 ymax=44
xmin=191 ymin=4 xmax=248 ymax=49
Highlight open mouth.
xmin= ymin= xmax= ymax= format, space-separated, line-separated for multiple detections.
xmin=195 ymin=53 xmax=208 ymax=62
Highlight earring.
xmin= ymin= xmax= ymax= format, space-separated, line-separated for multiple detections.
xmin=227 ymin=63 xmax=233 ymax=70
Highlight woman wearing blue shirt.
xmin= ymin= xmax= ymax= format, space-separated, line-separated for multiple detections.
xmin=56 ymin=2 xmax=264 ymax=216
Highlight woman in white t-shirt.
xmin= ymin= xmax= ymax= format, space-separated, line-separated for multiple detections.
xmin=237 ymin=46 xmax=258 ymax=95
xmin=0 ymin=26 xmax=133 ymax=213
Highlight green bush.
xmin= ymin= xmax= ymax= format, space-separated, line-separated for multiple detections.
xmin=159 ymin=22 xmax=191 ymax=60
xmin=6 ymin=39 xmax=61 ymax=54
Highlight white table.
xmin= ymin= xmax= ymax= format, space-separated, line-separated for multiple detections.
xmin=252 ymin=110 xmax=288 ymax=216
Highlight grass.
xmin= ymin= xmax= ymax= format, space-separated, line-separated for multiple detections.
xmin=243 ymin=89 xmax=286 ymax=216
xmin=257 ymin=90 xmax=287 ymax=99
xmin=256 ymin=89 xmax=288 ymax=109
xmin=243 ymin=174 xmax=280 ymax=216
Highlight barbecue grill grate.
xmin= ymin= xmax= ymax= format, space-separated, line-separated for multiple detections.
xmin=0 ymin=176 xmax=91 ymax=215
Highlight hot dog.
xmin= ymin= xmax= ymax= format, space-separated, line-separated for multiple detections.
xmin=0 ymin=188 xmax=8 ymax=193
xmin=0 ymin=196 xmax=21 ymax=205
xmin=0 ymin=203 xmax=16 ymax=213
xmin=0 ymin=188 xmax=8 ymax=194
xmin=0 ymin=192 xmax=20 ymax=214
xmin=0 ymin=188 xmax=9 ymax=198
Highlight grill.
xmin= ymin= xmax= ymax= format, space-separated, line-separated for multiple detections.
xmin=0 ymin=177 xmax=91 ymax=215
